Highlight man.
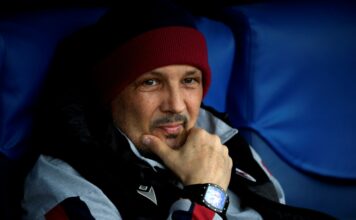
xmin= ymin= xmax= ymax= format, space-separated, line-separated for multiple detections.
xmin=22 ymin=1 xmax=334 ymax=219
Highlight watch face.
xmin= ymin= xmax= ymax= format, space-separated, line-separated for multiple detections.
xmin=204 ymin=185 xmax=226 ymax=211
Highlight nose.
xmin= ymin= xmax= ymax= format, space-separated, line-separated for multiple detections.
xmin=160 ymin=86 xmax=186 ymax=114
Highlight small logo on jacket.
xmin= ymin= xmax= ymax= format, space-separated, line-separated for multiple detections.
xmin=137 ymin=185 xmax=158 ymax=205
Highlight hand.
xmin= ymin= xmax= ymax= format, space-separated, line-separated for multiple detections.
xmin=141 ymin=127 xmax=232 ymax=190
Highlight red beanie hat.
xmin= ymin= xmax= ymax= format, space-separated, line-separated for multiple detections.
xmin=92 ymin=1 xmax=211 ymax=103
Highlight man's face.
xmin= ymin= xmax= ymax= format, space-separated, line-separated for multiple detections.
xmin=111 ymin=65 xmax=203 ymax=151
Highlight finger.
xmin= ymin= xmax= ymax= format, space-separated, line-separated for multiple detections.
xmin=184 ymin=127 xmax=207 ymax=144
xmin=185 ymin=127 xmax=221 ymax=148
xmin=141 ymin=134 xmax=175 ymax=163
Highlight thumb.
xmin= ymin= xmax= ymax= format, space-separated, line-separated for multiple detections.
xmin=141 ymin=135 xmax=174 ymax=162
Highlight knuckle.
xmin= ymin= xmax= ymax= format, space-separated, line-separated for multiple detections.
xmin=222 ymin=145 xmax=229 ymax=155
xmin=192 ymin=127 xmax=206 ymax=137
xmin=204 ymin=133 xmax=221 ymax=146
xmin=194 ymin=127 xmax=204 ymax=133
xmin=228 ymin=157 xmax=233 ymax=169
xmin=200 ymin=128 xmax=210 ymax=137
xmin=212 ymin=134 xmax=221 ymax=143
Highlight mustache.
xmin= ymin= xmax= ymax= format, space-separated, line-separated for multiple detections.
xmin=151 ymin=114 xmax=188 ymax=128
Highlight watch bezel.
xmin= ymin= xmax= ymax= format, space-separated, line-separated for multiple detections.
xmin=201 ymin=183 xmax=229 ymax=213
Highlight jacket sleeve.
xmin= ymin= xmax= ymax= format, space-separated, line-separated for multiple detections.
xmin=44 ymin=197 xmax=96 ymax=220
xmin=22 ymin=155 xmax=122 ymax=220
xmin=168 ymin=199 xmax=223 ymax=220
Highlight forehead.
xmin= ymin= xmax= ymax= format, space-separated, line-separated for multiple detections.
xmin=138 ymin=65 xmax=202 ymax=79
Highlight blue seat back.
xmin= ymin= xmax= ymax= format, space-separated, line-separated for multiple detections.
xmin=197 ymin=17 xmax=235 ymax=113
xmin=0 ymin=8 xmax=107 ymax=159
xmin=222 ymin=3 xmax=356 ymax=219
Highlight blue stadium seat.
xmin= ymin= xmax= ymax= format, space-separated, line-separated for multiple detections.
xmin=0 ymin=8 xmax=107 ymax=159
xmin=221 ymin=3 xmax=356 ymax=219
xmin=198 ymin=17 xmax=235 ymax=113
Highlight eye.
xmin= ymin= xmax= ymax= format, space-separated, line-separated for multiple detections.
xmin=136 ymin=78 xmax=161 ymax=92
xmin=142 ymin=79 xmax=158 ymax=86
xmin=182 ymin=77 xmax=201 ymax=88
xmin=183 ymin=78 xmax=195 ymax=84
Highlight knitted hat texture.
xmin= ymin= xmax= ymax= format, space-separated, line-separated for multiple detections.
xmin=92 ymin=0 xmax=211 ymax=102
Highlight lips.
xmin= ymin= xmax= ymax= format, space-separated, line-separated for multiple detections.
xmin=157 ymin=123 xmax=183 ymax=135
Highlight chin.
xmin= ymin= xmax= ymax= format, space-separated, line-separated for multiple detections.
xmin=165 ymin=136 xmax=185 ymax=149
xmin=166 ymin=141 xmax=181 ymax=149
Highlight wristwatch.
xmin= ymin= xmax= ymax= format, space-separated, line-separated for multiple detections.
xmin=182 ymin=183 xmax=229 ymax=215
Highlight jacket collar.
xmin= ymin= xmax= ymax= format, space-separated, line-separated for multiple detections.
xmin=196 ymin=108 xmax=238 ymax=144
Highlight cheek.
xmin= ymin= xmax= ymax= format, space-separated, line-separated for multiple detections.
xmin=185 ymin=90 xmax=203 ymax=126
xmin=114 ymin=94 xmax=158 ymax=132
xmin=131 ymin=103 xmax=151 ymax=126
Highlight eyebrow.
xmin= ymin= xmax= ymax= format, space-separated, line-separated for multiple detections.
xmin=149 ymin=69 xmax=201 ymax=77
xmin=185 ymin=70 xmax=201 ymax=76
